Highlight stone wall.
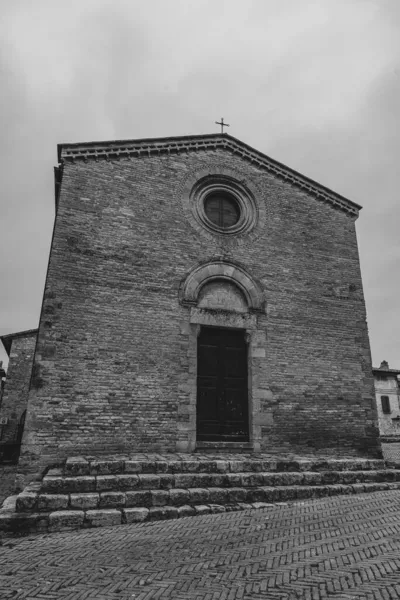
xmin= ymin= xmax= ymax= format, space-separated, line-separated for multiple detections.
xmin=0 ymin=465 xmax=18 ymax=506
xmin=0 ymin=331 xmax=37 ymax=444
xmin=18 ymin=139 xmax=379 ymax=482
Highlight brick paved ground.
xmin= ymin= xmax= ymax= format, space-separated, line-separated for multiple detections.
xmin=2 ymin=491 xmax=400 ymax=599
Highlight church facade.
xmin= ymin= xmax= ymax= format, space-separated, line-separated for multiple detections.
xmin=17 ymin=133 xmax=380 ymax=483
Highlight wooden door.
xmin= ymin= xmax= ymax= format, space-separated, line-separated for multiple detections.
xmin=197 ymin=327 xmax=249 ymax=441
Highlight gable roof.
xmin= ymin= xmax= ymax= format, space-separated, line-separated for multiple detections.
xmin=0 ymin=329 xmax=38 ymax=356
xmin=57 ymin=133 xmax=361 ymax=218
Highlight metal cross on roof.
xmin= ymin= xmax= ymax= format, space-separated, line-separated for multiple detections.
xmin=215 ymin=117 xmax=230 ymax=134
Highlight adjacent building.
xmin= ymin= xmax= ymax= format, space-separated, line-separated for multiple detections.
xmin=373 ymin=361 xmax=400 ymax=442
xmin=0 ymin=329 xmax=37 ymax=462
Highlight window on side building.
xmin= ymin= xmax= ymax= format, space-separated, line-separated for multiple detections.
xmin=381 ymin=396 xmax=391 ymax=414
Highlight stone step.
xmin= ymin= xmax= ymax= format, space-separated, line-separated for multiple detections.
xmin=62 ymin=456 xmax=386 ymax=477
xmin=38 ymin=468 xmax=400 ymax=497
xmin=2 ymin=481 xmax=400 ymax=536
xmin=18 ymin=469 xmax=400 ymax=513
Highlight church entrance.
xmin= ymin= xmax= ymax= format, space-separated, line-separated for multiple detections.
xmin=196 ymin=327 xmax=249 ymax=441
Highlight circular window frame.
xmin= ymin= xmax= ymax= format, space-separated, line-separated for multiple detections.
xmin=192 ymin=176 xmax=258 ymax=236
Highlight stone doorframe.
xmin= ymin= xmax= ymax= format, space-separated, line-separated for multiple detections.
xmin=177 ymin=260 xmax=267 ymax=453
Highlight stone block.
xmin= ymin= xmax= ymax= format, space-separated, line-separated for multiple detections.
xmin=180 ymin=461 xmax=201 ymax=473
xmin=96 ymin=475 xmax=120 ymax=491
xmin=260 ymin=487 xmax=280 ymax=502
xmin=154 ymin=462 xmax=169 ymax=473
xmin=138 ymin=461 xmax=158 ymax=474
xmin=70 ymin=493 xmax=99 ymax=510
xmin=207 ymin=488 xmax=228 ymax=504
xmin=261 ymin=473 xmax=278 ymax=486
xmin=124 ymin=460 xmax=142 ymax=473
xmin=123 ymin=508 xmax=149 ymax=523
xmin=214 ymin=460 xmax=230 ymax=473
xmin=194 ymin=505 xmax=211 ymax=515
xmin=150 ymin=490 xmax=169 ymax=506
xmin=116 ymin=474 xmax=140 ymax=490
xmin=309 ymin=486 xmax=327 ymax=498
xmin=0 ymin=512 xmax=46 ymax=534
xmin=252 ymin=502 xmax=274 ymax=510
xmin=321 ymin=471 xmax=341 ymax=485
xmin=225 ymin=473 xmax=242 ymax=487
xmin=38 ymin=494 xmax=69 ymax=512
xmin=138 ymin=474 xmax=160 ymax=489
xmin=65 ymin=457 xmax=90 ymax=476
xmin=327 ymin=485 xmax=345 ymax=496
xmin=226 ymin=504 xmax=243 ymax=512
xmin=210 ymin=473 xmax=228 ymax=487
xmin=260 ymin=460 xmax=277 ymax=472
xmin=148 ymin=506 xmax=178 ymax=520
xmin=296 ymin=461 xmax=313 ymax=472
xmin=169 ymin=489 xmax=190 ymax=506
xmin=159 ymin=474 xmax=175 ymax=489
xmin=277 ymin=461 xmax=301 ymax=473
xmin=49 ymin=510 xmax=84 ymax=532
xmin=66 ymin=476 xmax=96 ymax=493
xmin=99 ymin=492 xmax=126 ymax=508
xmin=90 ymin=460 xmax=124 ymax=475
xmin=241 ymin=473 xmax=264 ymax=487
xmin=47 ymin=468 xmax=63 ymax=477
xmin=193 ymin=473 xmax=213 ymax=488
xmin=41 ymin=476 xmax=65 ymax=494
xmin=190 ymin=488 xmax=210 ymax=504
xmin=177 ymin=505 xmax=196 ymax=517
xmin=302 ymin=472 xmax=322 ymax=485
xmin=351 ymin=484 xmax=366 ymax=494
xmin=229 ymin=461 xmax=247 ymax=473
xmin=197 ymin=461 xmax=214 ymax=473
xmin=168 ymin=461 xmax=184 ymax=473
xmin=237 ymin=502 xmax=253 ymax=510
xmin=340 ymin=471 xmax=358 ymax=484
xmin=246 ymin=488 xmax=266 ymax=503
xmin=16 ymin=492 xmax=37 ymax=513
xmin=209 ymin=504 xmax=225 ymax=514
xmin=378 ymin=470 xmax=395 ymax=482
xmin=296 ymin=487 xmax=315 ymax=500
xmin=174 ymin=474 xmax=197 ymax=488
xmin=85 ymin=509 xmax=122 ymax=528
xmin=277 ymin=487 xmax=298 ymax=501
xmin=282 ymin=473 xmax=305 ymax=486
xmin=226 ymin=488 xmax=247 ymax=503
xmin=125 ymin=490 xmax=151 ymax=507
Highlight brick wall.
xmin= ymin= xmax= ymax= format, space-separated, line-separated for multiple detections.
xmin=0 ymin=332 xmax=37 ymax=444
xmin=18 ymin=141 xmax=379 ymax=482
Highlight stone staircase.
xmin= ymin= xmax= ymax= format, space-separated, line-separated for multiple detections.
xmin=1 ymin=453 xmax=400 ymax=536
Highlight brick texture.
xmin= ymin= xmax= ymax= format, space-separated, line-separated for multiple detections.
xmin=17 ymin=138 xmax=380 ymax=482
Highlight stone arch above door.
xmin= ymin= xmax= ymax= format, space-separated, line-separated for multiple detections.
xmin=180 ymin=261 xmax=265 ymax=314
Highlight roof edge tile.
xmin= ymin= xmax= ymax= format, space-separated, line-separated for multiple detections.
xmin=57 ymin=133 xmax=361 ymax=217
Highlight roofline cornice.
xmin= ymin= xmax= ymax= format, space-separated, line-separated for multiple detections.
xmin=0 ymin=328 xmax=38 ymax=356
xmin=57 ymin=133 xmax=361 ymax=217
xmin=372 ymin=368 xmax=400 ymax=376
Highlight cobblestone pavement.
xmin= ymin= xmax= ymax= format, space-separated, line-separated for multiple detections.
xmin=2 ymin=491 xmax=400 ymax=600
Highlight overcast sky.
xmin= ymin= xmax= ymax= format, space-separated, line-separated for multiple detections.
xmin=1 ymin=0 xmax=399 ymax=370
